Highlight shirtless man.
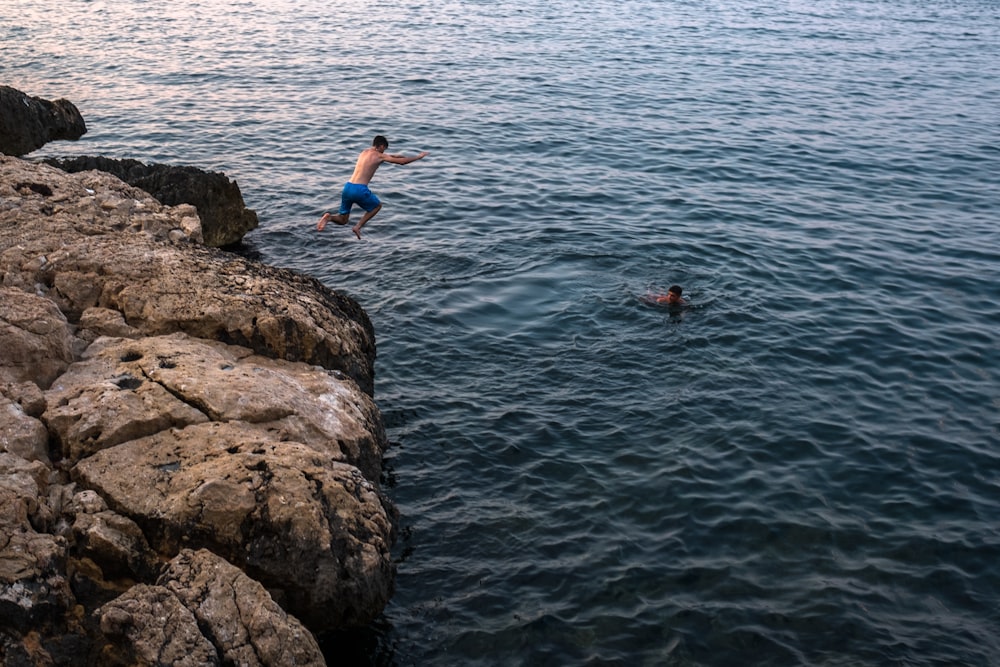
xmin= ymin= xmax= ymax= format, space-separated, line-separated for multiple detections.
xmin=656 ymin=285 xmax=686 ymax=306
xmin=316 ymin=135 xmax=429 ymax=239
xmin=642 ymin=285 xmax=687 ymax=307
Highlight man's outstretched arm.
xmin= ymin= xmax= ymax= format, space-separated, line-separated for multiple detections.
xmin=382 ymin=151 xmax=429 ymax=165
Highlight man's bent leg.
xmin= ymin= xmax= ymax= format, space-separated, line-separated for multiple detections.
xmin=317 ymin=212 xmax=350 ymax=231
xmin=352 ymin=204 xmax=381 ymax=239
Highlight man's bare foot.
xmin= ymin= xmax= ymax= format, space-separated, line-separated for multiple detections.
xmin=317 ymin=212 xmax=331 ymax=231
xmin=352 ymin=225 xmax=362 ymax=240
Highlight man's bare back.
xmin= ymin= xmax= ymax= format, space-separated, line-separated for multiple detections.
xmin=348 ymin=146 xmax=388 ymax=185
xmin=316 ymin=135 xmax=429 ymax=238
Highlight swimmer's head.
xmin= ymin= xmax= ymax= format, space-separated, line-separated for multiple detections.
xmin=664 ymin=285 xmax=683 ymax=304
xmin=373 ymin=135 xmax=389 ymax=150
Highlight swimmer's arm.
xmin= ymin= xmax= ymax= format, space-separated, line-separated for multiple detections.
xmin=650 ymin=294 xmax=688 ymax=305
xmin=382 ymin=151 xmax=429 ymax=165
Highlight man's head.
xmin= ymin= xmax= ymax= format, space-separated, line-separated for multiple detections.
xmin=665 ymin=285 xmax=683 ymax=304
xmin=373 ymin=135 xmax=389 ymax=150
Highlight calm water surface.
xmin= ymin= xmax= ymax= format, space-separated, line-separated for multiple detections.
xmin=5 ymin=0 xmax=1000 ymax=664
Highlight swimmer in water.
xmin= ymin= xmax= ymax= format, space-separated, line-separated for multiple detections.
xmin=653 ymin=285 xmax=686 ymax=306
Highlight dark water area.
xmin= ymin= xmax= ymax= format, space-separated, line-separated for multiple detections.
xmin=6 ymin=0 xmax=1000 ymax=664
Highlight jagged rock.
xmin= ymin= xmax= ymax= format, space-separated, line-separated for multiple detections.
xmin=44 ymin=333 xmax=386 ymax=479
xmin=70 ymin=490 xmax=160 ymax=587
xmin=0 ymin=156 xmax=203 ymax=245
xmin=95 ymin=584 xmax=219 ymax=666
xmin=92 ymin=549 xmax=327 ymax=666
xmin=0 ymin=155 xmax=376 ymax=395
xmin=158 ymin=549 xmax=325 ymax=666
xmin=1 ymin=382 xmax=47 ymax=418
xmin=73 ymin=427 xmax=395 ymax=631
xmin=43 ymin=336 xmax=211 ymax=465
xmin=0 ymin=394 xmax=49 ymax=464
xmin=46 ymin=156 xmax=259 ymax=247
xmin=0 ymin=455 xmax=76 ymax=642
xmin=0 ymin=86 xmax=86 ymax=157
xmin=0 ymin=381 xmax=50 ymax=463
xmin=76 ymin=307 xmax=141 ymax=342
xmin=0 ymin=287 xmax=75 ymax=390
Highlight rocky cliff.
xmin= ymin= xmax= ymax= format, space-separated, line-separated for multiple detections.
xmin=43 ymin=156 xmax=259 ymax=248
xmin=1 ymin=86 xmax=258 ymax=248
xmin=0 ymin=155 xmax=395 ymax=666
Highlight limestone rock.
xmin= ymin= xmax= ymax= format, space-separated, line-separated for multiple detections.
xmin=0 ymin=454 xmax=74 ymax=634
xmin=0 ymin=86 xmax=86 ymax=157
xmin=1 ymin=155 xmax=376 ymax=394
xmin=73 ymin=427 xmax=395 ymax=629
xmin=0 ymin=152 xmax=392 ymax=659
xmin=1 ymin=381 xmax=47 ymax=418
xmin=77 ymin=307 xmax=141 ymax=341
xmin=0 ymin=286 xmax=75 ymax=390
xmin=70 ymin=490 xmax=160 ymax=587
xmin=43 ymin=336 xmax=211 ymax=465
xmin=44 ymin=333 xmax=386 ymax=478
xmin=95 ymin=584 xmax=219 ymax=666
xmin=46 ymin=156 xmax=259 ymax=247
xmin=159 ymin=549 xmax=325 ymax=666
xmin=0 ymin=155 xmax=203 ymax=245
xmin=0 ymin=393 xmax=50 ymax=464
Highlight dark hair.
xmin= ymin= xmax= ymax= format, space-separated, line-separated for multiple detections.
xmin=668 ymin=285 xmax=683 ymax=295
xmin=373 ymin=135 xmax=389 ymax=149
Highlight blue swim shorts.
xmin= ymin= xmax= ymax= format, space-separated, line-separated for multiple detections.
xmin=339 ymin=182 xmax=381 ymax=215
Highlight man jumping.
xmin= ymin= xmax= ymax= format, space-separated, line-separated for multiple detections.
xmin=316 ymin=135 xmax=429 ymax=239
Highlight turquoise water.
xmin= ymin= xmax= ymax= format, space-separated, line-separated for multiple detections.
xmin=6 ymin=0 xmax=1000 ymax=664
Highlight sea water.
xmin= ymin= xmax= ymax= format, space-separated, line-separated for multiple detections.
xmin=4 ymin=0 xmax=1000 ymax=664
